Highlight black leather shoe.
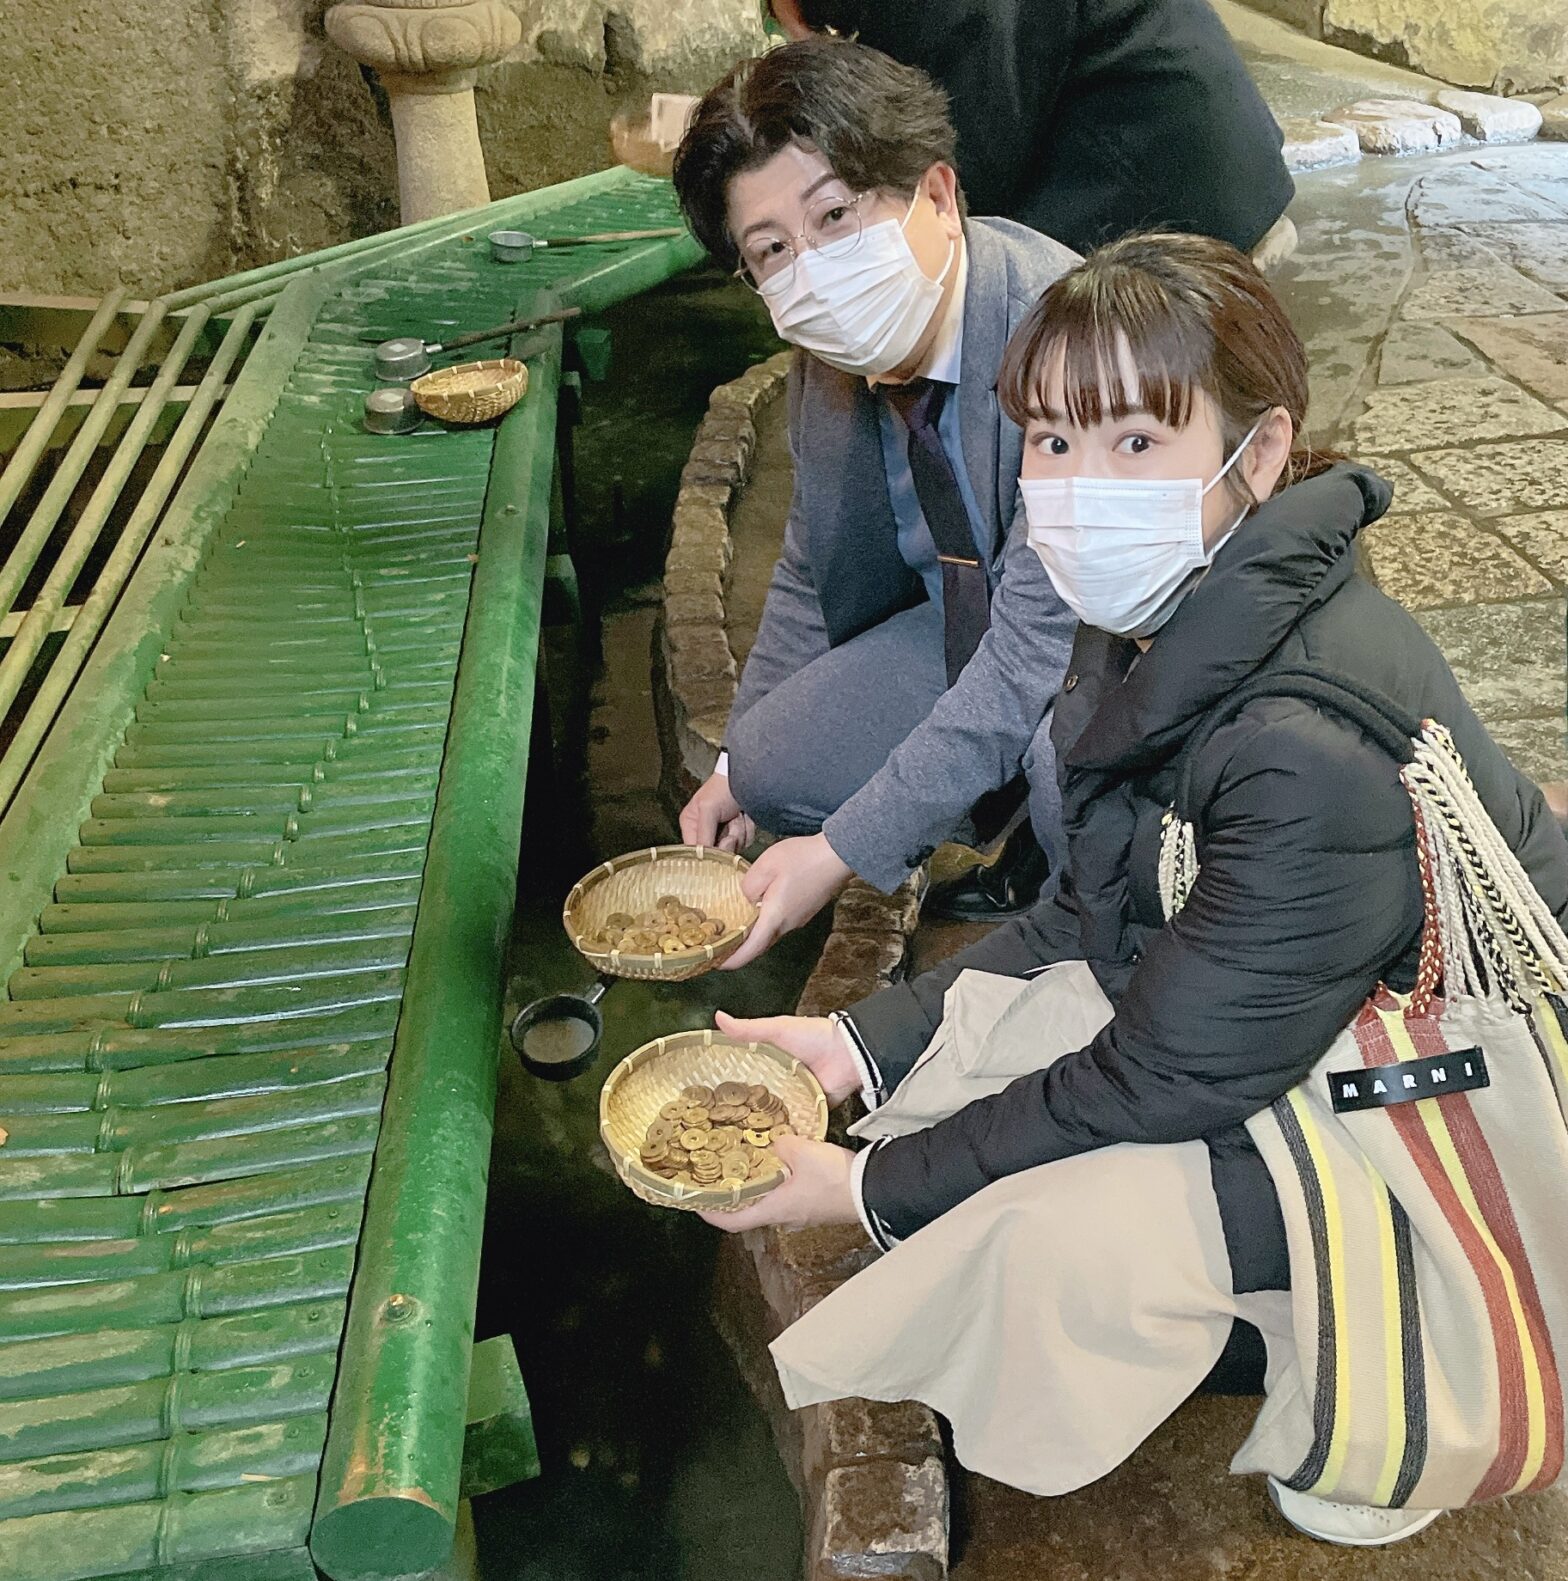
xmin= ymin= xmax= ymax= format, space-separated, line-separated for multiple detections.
xmin=923 ymin=823 xmax=1050 ymax=922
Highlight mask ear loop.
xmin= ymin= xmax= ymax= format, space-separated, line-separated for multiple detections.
xmin=900 ymin=182 xmax=958 ymax=289
xmin=1201 ymin=410 xmax=1272 ymax=541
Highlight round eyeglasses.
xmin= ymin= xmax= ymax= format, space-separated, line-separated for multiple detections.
xmin=735 ymin=190 xmax=870 ymax=295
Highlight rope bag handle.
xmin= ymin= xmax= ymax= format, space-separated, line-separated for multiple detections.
xmin=1159 ymin=666 xmax=1568 ymax=1015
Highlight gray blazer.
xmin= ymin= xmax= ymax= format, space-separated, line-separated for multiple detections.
xmin=730 ymin=217 xmax=1081 ymax=891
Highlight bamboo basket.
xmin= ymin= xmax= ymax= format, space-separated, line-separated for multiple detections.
xmin=411 ymin=358 xmax=528 ymax=424
xmin=601 ymin=1029 xmax=829 ymax=1212
xmin=564 ymin=845 xmax=757 ymax=981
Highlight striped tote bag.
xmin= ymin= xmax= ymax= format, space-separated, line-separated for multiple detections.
xmin=1160 ymin=668 xmax=1568 ymax=1511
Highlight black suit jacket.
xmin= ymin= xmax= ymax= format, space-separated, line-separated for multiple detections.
xmin=845 ymin=0 xmax=1294 ymax=256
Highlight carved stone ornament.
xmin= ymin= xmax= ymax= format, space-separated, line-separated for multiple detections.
xmin=325 ymin=0 xmax=521 ymax=93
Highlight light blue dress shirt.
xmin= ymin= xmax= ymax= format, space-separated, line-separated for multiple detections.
xmin=874 ymin=244 xmax=989 ymax=607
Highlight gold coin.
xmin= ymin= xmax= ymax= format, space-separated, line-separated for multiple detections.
xmin=681 ymin=1085 xmax=714 ymax=1106
xmin=640 ymin=1144 xmax=668 ymax=1166
xmin=747 ymin=1084 xmax=769 ymax=1107
xmin=679 ymin=927 xmax=705 ymax=948
xmin=713 ymin=1082 xmax=748 ymax=1106
xmin=701 ymin=918 xmax=725 ymax=941
xmin=679 ymin=1128 xmax=708 ymax=1152
xmin=605 ymin=911 xmax=633 ymax=928
xmin=656 ymin=894 xmax=681 ymax=912
xmin=742 ymin=1128 xmax=772 ymax=1148
xmin=682 ymin=1106 xmax=711 ymax=1127
xmin=677 ymin=908 xmax=705 ymax=926
xmin=646 ymin=1119 xmax=676 ymax=1146
xmin=659 ymin=1102 xmax=683 ymax=1121
xmin=744 ymin=1110 xmax=772 ymax=1130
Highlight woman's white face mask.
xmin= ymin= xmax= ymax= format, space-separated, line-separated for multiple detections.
xmin=1020 ymin=415 xmax=1266 ymax=639
xmin=762 ymin=190 xmax=955 ymax=378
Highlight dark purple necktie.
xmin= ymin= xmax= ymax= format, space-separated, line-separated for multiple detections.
xmin=884 ymin=378 xmax=991 ymax=687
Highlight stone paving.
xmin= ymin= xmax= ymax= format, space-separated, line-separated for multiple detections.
xmin=1286 ymin=143 xmax=1568 ymax=786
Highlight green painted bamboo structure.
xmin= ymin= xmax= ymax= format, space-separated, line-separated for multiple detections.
xmin=0 ymin=167 xmax=704 ymax=1580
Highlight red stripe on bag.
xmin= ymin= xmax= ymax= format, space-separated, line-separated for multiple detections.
xmin=1404 ymin=1007 xmax=1565 ymax=1494
xmin=1357 ymin=1007 xmax=1530 ymax=1502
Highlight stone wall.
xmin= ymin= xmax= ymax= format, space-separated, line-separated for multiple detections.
xmin=1 ymin=0 xmax=757 ymax=297
xmin=1237 ymin=0 xmax=1568 ymax=96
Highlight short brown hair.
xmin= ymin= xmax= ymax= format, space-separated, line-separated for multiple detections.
xmin=998 ymin=232 xmax=1336 ymax=499
xmin=673 ymin=37 xmax=960 ymax=270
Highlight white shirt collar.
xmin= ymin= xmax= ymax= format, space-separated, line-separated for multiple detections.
xmin=921 ymin=236 xmax=967 ymax=385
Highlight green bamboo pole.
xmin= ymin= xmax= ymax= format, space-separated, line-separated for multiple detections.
xmin=26 ymin=905 xmax=418 ymax=966
xmin=0 ymin=1472 xmax=317 ymax=1581
xmin=0 ymin=308 xmax=211 ymax=724
xmin=0 ymin=1355 xmax=335 ymax=1463
xmin=158 ymin=163 xmax=643 ymax=313
xmin=0 ymin=302 xmax=170 ymax=625
xmin=0 ymin=1414 xmax=329 ymax=1521
xmin=0 ymin=1006 xmax=398 ymax=1076
xmin=0 ymin=1158 xmax=371 ymax=1246
xmin=0 ymin=1039 xmax=386 ymax=1111
xmin=65 ymin=826 xmax=428 ymax=871
xmin=38 ymin=877 xmax=422 ymax=932
xmin=310 ymin=325 xmax=560 ymax=1581
xmin=52 ymin=858 xmax=427 ymax=905
xmin=0 ymin=1073 xmax=386 ymax=1157
xmin=77 ymin=799 xmax=434 ymax=847
xmin=0 ymin=291 xmax=128 ymax=527
xmin=0 ymin=308 xmax=258 ymax=818
xmin=0 ymin=1247 xmax=354 ymax=1338
xmin=0 ymin=1303 xmax=348 ymax=1401
xmin=0 ymin=279 xmax=328 ymax=987
xmin=0 ymin=1200 xmax=361 ymax=1290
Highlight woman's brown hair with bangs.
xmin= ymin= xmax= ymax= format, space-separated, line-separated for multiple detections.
xmin=998 ymin=232 xmax=1338 ymax=502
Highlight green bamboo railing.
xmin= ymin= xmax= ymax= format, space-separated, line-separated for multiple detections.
xmin=0 ymin=167 xmax=705 ymax=1580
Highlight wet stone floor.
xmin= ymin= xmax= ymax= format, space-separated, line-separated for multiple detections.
xmin=1279 ymin=142 xmax=1568 ymax=788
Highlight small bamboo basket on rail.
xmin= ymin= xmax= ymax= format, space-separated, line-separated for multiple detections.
xmin=564 ymin=845 xmax=757 ymax=981
xmin=411 ymin=358 xmax=528 ymax=424
xmin=601 ymin=1029 xmax=829 ymax=1212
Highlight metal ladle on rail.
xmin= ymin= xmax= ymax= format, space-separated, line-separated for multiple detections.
xmin=371 ymin=304 xmax=584 ymax=383
xmin=486 ymin=225 xmax=687 ymax=264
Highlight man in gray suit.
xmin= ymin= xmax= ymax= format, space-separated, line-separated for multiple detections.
xmin=671 ymin=37 xmax=1079 ymax=968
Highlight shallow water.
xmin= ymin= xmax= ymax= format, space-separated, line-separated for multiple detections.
xmin=470 ymin=271 xmax=814 ymax=1581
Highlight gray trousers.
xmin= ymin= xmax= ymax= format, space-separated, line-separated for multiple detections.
xmin=727 ymin=601 xmax=1058 ymax=853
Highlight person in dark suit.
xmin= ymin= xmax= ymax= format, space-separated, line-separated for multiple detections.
xmin=766 ymin=0 xmax=1297 ymax=264
xmin=672 ymin=38 xmax=1080 ymax=967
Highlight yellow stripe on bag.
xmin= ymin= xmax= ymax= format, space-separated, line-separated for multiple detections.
xmin=1289 ymin=1089 xmax=1354 ymax=1495
xmin=1361 ymin=1153 xmax=1409 ymax=1506
xmin=1535 ymin=995 xmax=1568 ymax=1095
xmin=1384 ymin=1016 xmax=1548 ymax=1494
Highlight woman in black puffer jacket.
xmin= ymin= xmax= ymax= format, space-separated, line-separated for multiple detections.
xmin=706 ymin=233 xmax=1568 ymax=1544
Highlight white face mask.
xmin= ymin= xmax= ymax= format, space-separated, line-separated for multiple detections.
xmin=762 ymin=191 xmax=955 ymax=378
xmin=1020 ymin=416 xmax=1267 ymax=639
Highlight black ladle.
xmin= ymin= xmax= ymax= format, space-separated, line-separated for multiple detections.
xmin=510 ymin=978 xmax=609 ymax=1081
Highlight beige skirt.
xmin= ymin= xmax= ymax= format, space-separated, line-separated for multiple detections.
xmin=769 ymin=964 xmax=1296 ymax=1496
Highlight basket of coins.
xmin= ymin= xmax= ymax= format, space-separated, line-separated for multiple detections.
xmin=564 ymin=845 xmax=757 ymax=982
xmin=600 ymin=1029 xmax=829 ymax=1212
xmin=410 ymin=358 xmax=528 ymax=424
